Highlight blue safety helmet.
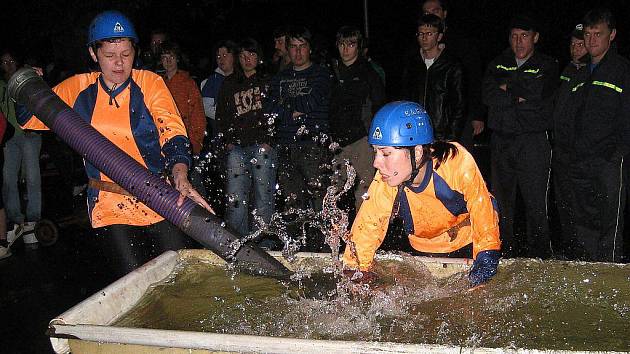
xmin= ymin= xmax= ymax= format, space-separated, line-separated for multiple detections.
xmin=368 ymin=101 xmax=434 ymax=147
xmin=87 ymin=11 xmax=139 ymax=46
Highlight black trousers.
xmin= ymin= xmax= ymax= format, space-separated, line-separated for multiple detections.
xmin=276 ymin=144 xmax=331 ymax=212
xmin=491 ymin=132 xmax=551 ymax=258
xmin=276 ymin=144 xmax=332 ymax=252
xmin=94 ymin=220 xmax=194 ymax=278
xmin=553 ymin=154 xmax=625 ymax=262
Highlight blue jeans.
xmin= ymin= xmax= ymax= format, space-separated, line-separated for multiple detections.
xmin=2 ymin=132 xmax=42 ymax=224
xmin=225 ymin=145 xmax=277 ymax=236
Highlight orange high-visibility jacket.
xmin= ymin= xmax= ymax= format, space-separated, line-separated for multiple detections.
xmin=343 ymin=143 xmax=501 ymax=271
xmin=20 ymin=70 xmax=190 ymax=228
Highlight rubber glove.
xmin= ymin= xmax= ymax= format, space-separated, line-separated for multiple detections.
xmin=468 ymin=250 xmax=500 ymax=287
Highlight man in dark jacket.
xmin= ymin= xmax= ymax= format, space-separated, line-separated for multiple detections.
xmin=401 ymin=14 xmax=465 ymax=141
xmin=552 ymin=8 xmax=630 ymax=262
xmin=329 ymin=26 xmax=386 ymax=213
xmin=265 ymin=26 xmax=332 ymax=214
xmin=482 ymin=15 xmax=558 ymax=258
xmin=552 ymin=23 xmax=588 ymax=259
xmin=559 ymin=24 xmax=588 ymax=84
xmin=421 ymin=0 xmax=485 ymax=144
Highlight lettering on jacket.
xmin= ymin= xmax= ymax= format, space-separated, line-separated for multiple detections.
xmin=234 ymin=87 xmax=263 ymax=116
xmin=280 ymin=78 xmax=313 ymax=98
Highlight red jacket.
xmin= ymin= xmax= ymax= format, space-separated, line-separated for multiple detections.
xmin=165 ymin=70 xmax=206 ymax=154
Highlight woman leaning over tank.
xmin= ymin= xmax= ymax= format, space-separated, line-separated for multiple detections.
xmin=342 ymin=101 xmax=501 ymax=287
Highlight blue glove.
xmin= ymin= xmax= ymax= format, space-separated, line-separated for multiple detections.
xmin=468 ymin=250 xmax=500 ymax=287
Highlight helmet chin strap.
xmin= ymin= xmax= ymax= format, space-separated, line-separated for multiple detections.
xmin=404 ymin=147 xmax=421 ymax=187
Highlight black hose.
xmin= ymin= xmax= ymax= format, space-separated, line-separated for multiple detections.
xmin=8 ymin=68 xmax=291 ymax=277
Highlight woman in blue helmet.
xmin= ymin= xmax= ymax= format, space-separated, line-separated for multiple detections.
xmin=342 ymin=101 xmax=501 ymax=287
xmin=19 ymin=11 xmax=212 ymax=275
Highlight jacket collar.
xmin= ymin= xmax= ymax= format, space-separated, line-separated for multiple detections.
xmin=98 ymin=74 xmax=131 ymax=98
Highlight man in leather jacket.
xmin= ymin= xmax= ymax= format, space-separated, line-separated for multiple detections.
xmin=401 ymin=14 xmax=465 ymax=141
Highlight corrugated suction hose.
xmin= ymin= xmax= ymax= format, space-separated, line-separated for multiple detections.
xmin=8 ymin=68 xmax=290 ymax=277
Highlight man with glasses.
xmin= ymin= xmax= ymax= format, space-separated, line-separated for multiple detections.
xmin=401 ymin=14 xmax=465 ymax=141
xmin=482 ymin=14 xmax=558 ymax=259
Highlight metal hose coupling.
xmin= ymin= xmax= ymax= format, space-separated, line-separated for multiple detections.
xmin=8 ymin=67 xmax=43 ymax=104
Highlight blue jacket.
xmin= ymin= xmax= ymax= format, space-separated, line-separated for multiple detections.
xmin=200 ymin=68 xmax=227 ymax=120
xmin=265 ymin=64 xmax=332 ymax=144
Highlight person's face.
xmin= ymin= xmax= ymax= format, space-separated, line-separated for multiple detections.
xmin=584 ymin=22 xmax=616 ymax=62
xmin=216 ymin=47 xmax=235 ymax=74
xmin=337 ymin=37 xmax=359 ymax=65
xmin=372 ymin=146 xmax=413 ymax=187
xmin=89 ymin=39 xmax=134 ymax=89
xmin=417 ymin=24 xmax=442 ymax=52
xmin=569 ymin=37 xmax=587 ymax=63
xmin=510 ymin=28 xmax=538 ymax=60
xmin=239 ymin=50 xmax=258 ymax=74
xmin=274 ymin=36 xmax=287 ymax=56
xmin=0 ymin=53 xmax=17 ymax=77
xmin=422 ymin=0 xmax=447 ymax=19
xmin=288 ymin=38 xmax=311 ymax=70
xmin=160 ymin=51 xmax=178 ymax=73
xmin=150 ymin=33 xmax=166 ymax=53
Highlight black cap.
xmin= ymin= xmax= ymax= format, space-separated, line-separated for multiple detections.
xmin=571 ymin=23 xmax=584 ymax=40
xmin=509 ymin=14 xmax=539 ymax=32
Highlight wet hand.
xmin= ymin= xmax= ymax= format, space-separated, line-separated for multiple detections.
xmin=471 ymin=120 xmax=485 ymax=136
xmin=27 ymin=66 xmax=44 ymax=77
xmin=292 ymin=111 xmax=304 ymax=119
xmin=343 ymin=269 xmax=377 ymax=284
xmin=172 ymin=163 xmax=215 ymax=214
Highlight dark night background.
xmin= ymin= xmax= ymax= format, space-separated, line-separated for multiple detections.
xmin=3 ymin=2 xmax=630 ymax=353
xmin=3 ymin=0 xmax=630 ymax=94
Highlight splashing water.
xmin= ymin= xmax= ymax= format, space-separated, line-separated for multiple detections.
xmin=225 ymin=161 xmax=356 ymax=267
